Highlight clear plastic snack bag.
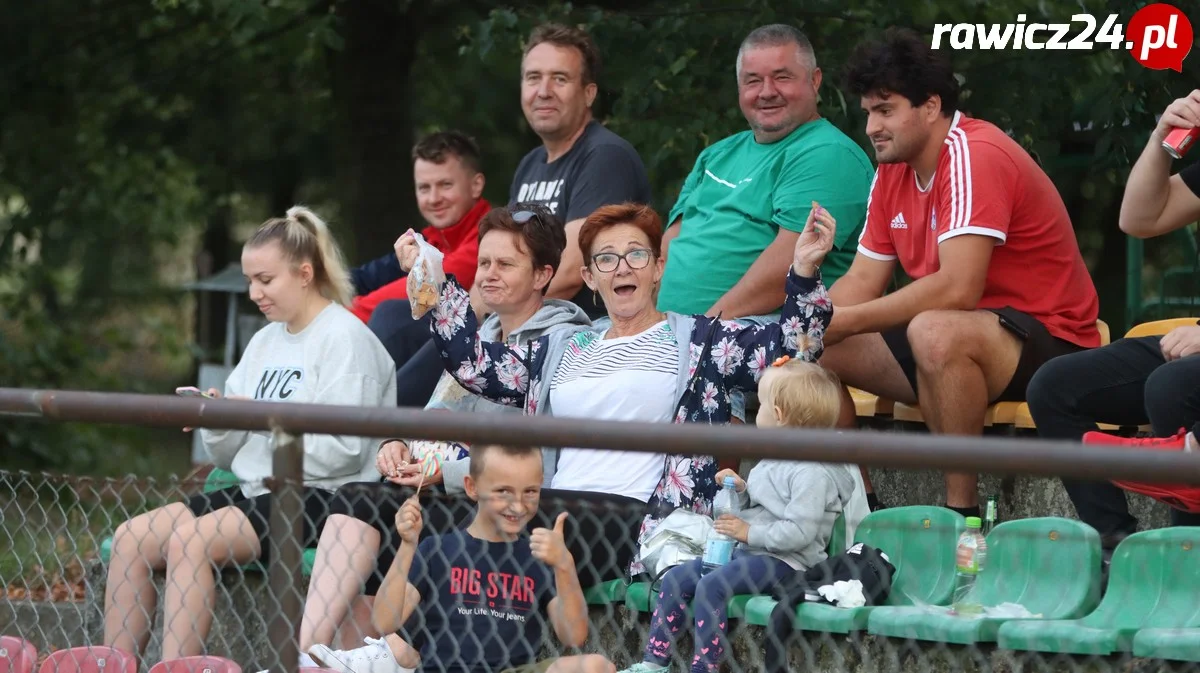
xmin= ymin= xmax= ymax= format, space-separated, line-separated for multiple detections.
xmin=405 ymin=230 xmax=446 ymax=319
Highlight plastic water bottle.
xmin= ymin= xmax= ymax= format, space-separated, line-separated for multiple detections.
xmin=983 ymin=495 xmax=998 ymax=536
xmin=702 ymin=476 xmax=740 ymax=574
xmin=952 ymin=516 xmax=988 ymax=616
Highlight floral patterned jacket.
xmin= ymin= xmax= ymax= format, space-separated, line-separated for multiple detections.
xmin=429 ymin=268 xmax=834 ymax=576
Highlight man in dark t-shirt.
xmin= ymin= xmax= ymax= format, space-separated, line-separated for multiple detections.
xmin=1027 ymin=89 xmax=1200 ymax=561
xmin=384 ymin=24 xmax=649 ymax=412
xmin=499 ymin=23 xmax=652 ymax=319
xmin=362 ymin=444 xmax=614 ymax=673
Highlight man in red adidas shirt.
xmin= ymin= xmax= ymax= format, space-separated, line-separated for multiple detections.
xmin=819 ymin=28 xmax=1100 ymax=519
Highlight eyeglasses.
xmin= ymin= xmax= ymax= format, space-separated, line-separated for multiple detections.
xmin=591 ymin=248 xmax=653 ymax=273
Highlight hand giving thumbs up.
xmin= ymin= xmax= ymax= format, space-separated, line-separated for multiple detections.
xmin=530 ymin=512 xmax=572 ymax=571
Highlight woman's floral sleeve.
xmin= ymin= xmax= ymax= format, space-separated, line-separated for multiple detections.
xmin=705 ymin=269 xmax=834 ymax=392
xmin=428 ymin=275 xmax=533 ymax=408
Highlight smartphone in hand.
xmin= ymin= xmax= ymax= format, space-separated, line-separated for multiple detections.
xmin=175 ymin=386 xmax=214 ymax=399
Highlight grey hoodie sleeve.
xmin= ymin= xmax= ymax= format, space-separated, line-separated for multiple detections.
xmin=441 ymin=458 xmax=471 ymax=495
xmin=745 ymin=466 xmax=837 ymax=554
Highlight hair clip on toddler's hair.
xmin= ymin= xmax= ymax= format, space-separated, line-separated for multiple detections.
xmin=771 ymin=355 xmax=792 ymax=367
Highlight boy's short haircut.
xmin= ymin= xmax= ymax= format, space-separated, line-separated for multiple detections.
xmin=763 ymin=360 xmax=842 ymax=429
xmin=469 ymin=443 xmax=543 ymax=480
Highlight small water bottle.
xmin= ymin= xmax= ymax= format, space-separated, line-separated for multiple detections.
xmin=952 ymin=516 xmax=988 ymax=616
xmin=702 ymin=476 xmax=740 ymax=574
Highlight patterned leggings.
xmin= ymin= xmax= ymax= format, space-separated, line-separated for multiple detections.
xmin=643 ymin=553 xmax=796 ymax=673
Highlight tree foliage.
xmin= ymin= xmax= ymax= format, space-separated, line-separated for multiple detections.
xmin=1 ymin=0 xmax=1198 ymax=472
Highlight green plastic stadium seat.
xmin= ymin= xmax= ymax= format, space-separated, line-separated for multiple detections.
xmin=583 ymin=579 xmax=628 ymax=605
xmin=868 ymin=518 xmax=1102 ymax=644
xmin=624 ymin=581 xmax=655 ymax=612
xmin=1134 ymin=628 xmax=1200 ymax=662
xmin=744 ymin=506 xmax=965 ymax=633
xmin=998 ymin=527 xmax=1200 ymax=656
xmin=205 ymin=468 xmax=239 ymax=492
xmin=827 ymin=511 xmax=847 ymax=560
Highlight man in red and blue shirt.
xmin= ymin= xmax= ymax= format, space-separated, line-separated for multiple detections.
xmin=349 ymin=131 xmax=490 ymax=406
xmin=820 ymin=28 xmax=1100 ymax=519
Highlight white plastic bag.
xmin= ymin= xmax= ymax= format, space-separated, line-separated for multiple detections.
xmin=406 ymin=230 xmax=446 ymax=319
xmin=637 ymin=509 xmax=713 ymax=580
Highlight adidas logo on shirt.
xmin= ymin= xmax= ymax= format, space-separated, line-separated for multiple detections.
xmin=890 ymin=213 xmax=908 ymax=230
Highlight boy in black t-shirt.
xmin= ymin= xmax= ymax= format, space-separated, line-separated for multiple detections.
xmin=366 ymin=443 xmax=615 ymax=673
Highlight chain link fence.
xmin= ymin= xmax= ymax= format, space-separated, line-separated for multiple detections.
xmin=4 ymin=466 xmax=1200 ymax=673
xmin=2 ymin=391 xmax=1200 ymax=673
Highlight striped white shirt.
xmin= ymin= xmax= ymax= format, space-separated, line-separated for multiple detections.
xmin=547 ymin=321 xmax=677 ymax=501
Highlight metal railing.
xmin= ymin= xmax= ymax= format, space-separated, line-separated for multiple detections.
xmin=3 ymin=388 xmax=1199 ymax=484
xmin=3 ymin=387 xmax=1199 ymax=673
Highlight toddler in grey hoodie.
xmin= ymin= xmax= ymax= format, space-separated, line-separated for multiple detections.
xmin=620 ymin=357 xmax=864 ymax=673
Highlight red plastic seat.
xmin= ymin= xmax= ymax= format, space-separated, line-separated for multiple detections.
xmin=0 ymin=636 xmax=38 ymax=673
xmin=38 ymin=647 xmax=135 ymax=673
xmin=149 ymin=657 xmax=242 ymax=673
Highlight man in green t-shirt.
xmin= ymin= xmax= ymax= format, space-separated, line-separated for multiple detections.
xmin=658 ymin=24 xmax=874 ymax=318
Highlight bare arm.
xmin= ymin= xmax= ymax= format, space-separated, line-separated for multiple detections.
xmin=661 ymin=217 xmax=681 ymax=262
xmin=546 ymin=561 xmax=588 ymax=647
xmin=829 ymin=235 xmax=995 ymax=341
xmin=546 ymin=217 xmax=586 ymax=301
xmin=1120 ymin=90 xmax=1200 ymax=238
xmin=373 ymin=540 xmax=420 ymax=633
xmin=828 ymin=254 xmax=896 ymax=308
xmin=530 ymin=513 xmax=588 ymax=647
xmin=706 ymin=227 xmax=801 ymax=319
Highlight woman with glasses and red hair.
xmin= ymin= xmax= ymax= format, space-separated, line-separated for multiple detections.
xmin=400 ymin=199 xmax=838 ymax=580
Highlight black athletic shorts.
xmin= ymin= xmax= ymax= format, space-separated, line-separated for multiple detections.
xmin=185 ymin=486 xmax=335 ymax=565
xmin=881 ymin=306 xmax=1087 ymax=402
xmin=327 ymin=480 xmax=477 ymax=595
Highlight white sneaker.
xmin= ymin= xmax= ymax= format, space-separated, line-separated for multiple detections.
xmin=308 ymin=637 xmax=406 ymax=673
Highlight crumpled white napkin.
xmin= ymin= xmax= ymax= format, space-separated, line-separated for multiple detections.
xmin=983 ymin=602 xmax=1043 ymax=619
xmin=817 ymin=579 xmax=866 ymax=608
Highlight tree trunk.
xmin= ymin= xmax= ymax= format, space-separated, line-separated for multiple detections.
xmin=195 ymin=202 xmax=232 ymax=364
xmin=330 ymin=0 xmax=420 ymax=264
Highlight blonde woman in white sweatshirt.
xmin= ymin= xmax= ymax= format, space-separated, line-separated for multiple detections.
xmin=103 ymin=207 xmax=397 ymax=664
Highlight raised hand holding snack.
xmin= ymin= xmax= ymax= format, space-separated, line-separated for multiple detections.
xmin=403 ymin=229 xmax=446 ymax=319
xmin=394 ymin=495 xmax=423 ymax=546
xmin=793 ymin=200 xmax=836 ymax=276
